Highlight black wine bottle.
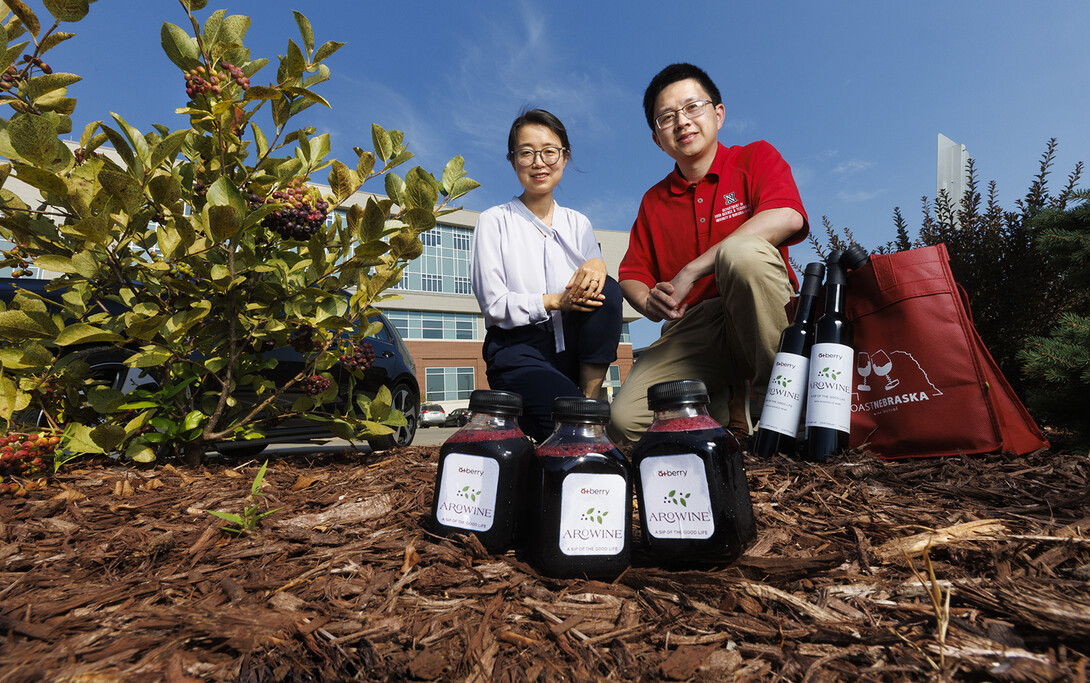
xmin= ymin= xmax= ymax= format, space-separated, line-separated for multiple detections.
xmin=754 ymin=262 xmax=826 ymax=458
xmin=804 ymin=251 xmax=854 ymax=462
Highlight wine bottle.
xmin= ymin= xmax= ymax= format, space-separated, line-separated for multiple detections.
xmin=804 ymin=251 xmax=854 ymax=462
xmin=754 ymin=262 xmax=826 ymax=458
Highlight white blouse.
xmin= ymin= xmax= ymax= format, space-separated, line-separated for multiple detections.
xmin=471 ymin=197 xmax=603 ymax=352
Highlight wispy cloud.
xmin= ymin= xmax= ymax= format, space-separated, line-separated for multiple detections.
xmin=832 ymin=159 xmax=875 ymax=175
xmin=837 ymin=189 xmax=886 ymax=203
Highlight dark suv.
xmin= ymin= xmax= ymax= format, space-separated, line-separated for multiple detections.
xmin=0 ymin=277 xmax=420 ymax=455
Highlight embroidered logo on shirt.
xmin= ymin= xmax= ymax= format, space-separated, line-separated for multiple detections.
xmin=714 ymin=190 xmax=749 ymax=223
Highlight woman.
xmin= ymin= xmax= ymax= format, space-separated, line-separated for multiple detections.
xmin=471 ymin=109 xmax=623 ymax=441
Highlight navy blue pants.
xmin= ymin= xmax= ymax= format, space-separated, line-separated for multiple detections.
xmin=483 ymin=277 xmax=622 ymax=442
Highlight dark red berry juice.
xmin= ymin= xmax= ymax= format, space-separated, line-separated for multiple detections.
xmin=632 ymin=413 xmax=756 ymax=565
xmin=528 ymin=435 xmax=633 ymax=579
xmin=431 ymin=421 xmax=534 ymax=553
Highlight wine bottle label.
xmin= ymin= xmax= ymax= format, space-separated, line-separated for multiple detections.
xmin=559 ymin=472 xmax=628 ymax=556
xmin=639 ymin=453 xmax=715 ymax=539
xmin=759 ymin=352 xmax=810 ymax=437
xmin=434 ymin=453 xmax=499 ymax=532
xmin=804 ymin=342 xmax=854 ymax=433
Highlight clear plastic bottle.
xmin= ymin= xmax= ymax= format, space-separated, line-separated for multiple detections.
xmin=430 ymin=390 xmax=535 ymax=552
xmin=631 ymin=380 xmax=756 ymax=565
xmin=528 ymin=397 xmax=632 ymax=578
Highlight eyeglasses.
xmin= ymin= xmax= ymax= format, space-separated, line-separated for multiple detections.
xmin=655 ymin=99 xmax=713 ymax=131
xmin=512 ymin=146 xmax=566 ymax=167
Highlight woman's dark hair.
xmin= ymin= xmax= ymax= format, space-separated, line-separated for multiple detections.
xmin=642 ymin=63 xmax=722 ymax=130
xmin=506 ymin=108 xmax=571 ymax=161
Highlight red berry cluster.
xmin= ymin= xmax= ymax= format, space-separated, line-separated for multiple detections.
xmin=301 ymin=374 xmax=332 ymax=397
xmin=291 ymin=325 xmax=320 ymax=353
xmin=249 ymin=179 xmax=330 ymax=241
xmin=0 ymin=431 xmax=57 ymax=479
xmin=340 ymin=343 xmax=376 ymax=372
xmin=183 ymin=62 xmax=248 ymax=99
xmin=2 ymin=245 xmax=33 ymax=277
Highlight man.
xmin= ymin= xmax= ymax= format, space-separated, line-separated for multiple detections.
xmin=610 ymin=63 xmax=809 ymax=444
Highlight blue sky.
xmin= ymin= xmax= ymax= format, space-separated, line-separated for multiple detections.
xmin=47 ymin=1 xmax=1089 ymax=347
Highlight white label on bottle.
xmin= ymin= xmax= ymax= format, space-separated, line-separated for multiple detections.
xmin=435 ymin=453 xmax=499 ymax=532
xmin=639 ymin=453 xmax=715 ymax=539
xmin=559 ymin=472 xmax=628 ymax=556
xmin=805 ymin=342 xmax=854 ymax=433
xmin=759 ymin=351 xmax=810 ymax=437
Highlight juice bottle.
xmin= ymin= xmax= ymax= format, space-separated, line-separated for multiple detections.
xmin=631 ymin=379 xmax=756 ymax=565
xmin=528 ymin=397 xmax=632 ymax=578
xmin=430 ymin=390 xmax=534 ymax=552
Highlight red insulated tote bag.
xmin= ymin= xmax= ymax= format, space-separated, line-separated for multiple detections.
xmin=844 ymin=244 xmax=1049 ymax=459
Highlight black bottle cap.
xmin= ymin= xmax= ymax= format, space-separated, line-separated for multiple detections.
xmin=826 ymin=249 xmax=844 ymax=267
xmin=468 ymin=389 xmax=523 ymax=416
xmin=647 ymin=379 xmax=710 ymax=410
xmin=800 ymin=262 xmax=826 ymax=297
xmin=841 ymin=244 xmax=870 ymax=272
xmin=552 ymin=397 xmax=611 ymax=424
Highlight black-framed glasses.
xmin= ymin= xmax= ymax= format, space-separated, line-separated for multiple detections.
xmin=655 ymin=99 xmax=713 ymax=131
xmin=512 ymin=146 xmax=566 ymax=167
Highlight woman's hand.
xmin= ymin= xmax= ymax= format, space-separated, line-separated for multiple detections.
xmin=565 ymin=259 xmax=607 ymax=305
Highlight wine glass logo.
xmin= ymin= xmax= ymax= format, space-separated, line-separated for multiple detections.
xmin=872 ymin=350 xmax=899 ymax=390
xmin=856 ymin=352 xmax=872 ymax=391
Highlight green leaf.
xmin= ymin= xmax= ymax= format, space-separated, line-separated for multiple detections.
xmin=356 ymin=150 xmax=375 ymax=179
xmin=284 ymin=38 xmax=305 ymax=78
xmin=371 ymin=123 xmax=393 ymax=163
xmin=110 ymin=112 xmax=150 ymax=174
xmin=0 ymin=375 xmax=29 ymax=422
xmin=244 ymin=85 xmax=280 ymax=101
xmin=160 ymin=22 xmax=200 ymax=70
xmin=206 ymin=176 xmax=246 ymax=212
xmin=312 ymin=40 xmax=344 ymax=64
xmin=65 ymin=424 xmax=105 ymax=454
xmin=54 ymin=323 xmax=124 ymax=346
xmin=42 ymin=0 xmax=89 ymax=22
xmin=10 ymin=162 xmax=67 ymax=198
xmin=7 ymin=114 xmax=57 ymax=166
xmin=183 ymin=410 xmax=204 ymax=431
xmin=24 ymin=72 xmax=81 ymax=103
xmin=6 ymin=0 xmax=40 ymax=36
xmin=207 ymin=205 xmax=242 ymax=242
xmin=97 ymin=169 xmax=143 ymax=213
xmin=89 ymin=423 xmax=125 ymax=451
xmin=206 ymin=510 xmax=245 ymax=525
xmin=442 ymin=155 xmax=467 ymax=192
xmin=181 ymin=0 xmax=210 ymax=11
xmin=292 ymin=10 xmax=314 ymax=55
xmin=327 ymin=160 xmax=357 ymax=201
xmin=405 ymin=171 xmax=438 ymax=210
xmin=449 ymin=176 xmax=480 ymax=201
xmin=0 ymin=309 xmax=56 ymax=338
xmin=126 ymin=347 xmax=172 ymax=368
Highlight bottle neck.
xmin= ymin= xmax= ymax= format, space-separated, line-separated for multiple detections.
xmin=792 ymin=291 xmax=820 ymax=326
xmin=822 ymin=276 xmax=847 ymax=317
xmin=651 ymin=403 xmax=708 ymax=422
xmin=466 ymin=412 xmax=520 ymax=431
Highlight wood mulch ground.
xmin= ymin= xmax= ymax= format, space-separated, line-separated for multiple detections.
xmin=1 ymin=437 xmax=1089 ymax=682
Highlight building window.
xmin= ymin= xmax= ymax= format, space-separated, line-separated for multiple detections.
xmin=620 ymin=322 xmax=631 ymax=344
xmin=385 ymin=310 xmax=480 ymax=341
xmin=426 ymin=367 xmax=475 ymax=402
xmin=397 ymin=224 xmax=474 ymax=295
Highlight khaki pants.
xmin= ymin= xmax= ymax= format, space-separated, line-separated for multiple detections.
xmin=609 ymin=234 xmax=794 ymax=444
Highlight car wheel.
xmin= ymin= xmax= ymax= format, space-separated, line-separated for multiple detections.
xmin=19 ymin=345 xmax=156 ymax=429
xmin=367 ymin=381 xmax=418 ymax=451
xmin=215 ymin=442 xmax=268 ymax=458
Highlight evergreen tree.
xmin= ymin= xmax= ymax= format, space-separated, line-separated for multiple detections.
xmin=1017 ymin=188 xmax=1090 ymax=440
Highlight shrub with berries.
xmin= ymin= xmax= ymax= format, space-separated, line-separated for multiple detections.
xmin=340 ymin=343 xmax=376 ymax=373
xmin=249 ymin=179 xmax=331 ymax=241
xmin=0 ymin=2 xmax=478 ymax=465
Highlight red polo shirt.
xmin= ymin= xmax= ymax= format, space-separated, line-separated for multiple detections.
xmin=620 ymin=140 xmax=809 ymax=306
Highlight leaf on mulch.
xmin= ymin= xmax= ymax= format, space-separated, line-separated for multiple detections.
xmin=291 ymin=474 xmax=324 ymax=491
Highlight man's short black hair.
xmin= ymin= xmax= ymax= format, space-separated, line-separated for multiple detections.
xmin=643 ymin=63 xmax=722 ymax=130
